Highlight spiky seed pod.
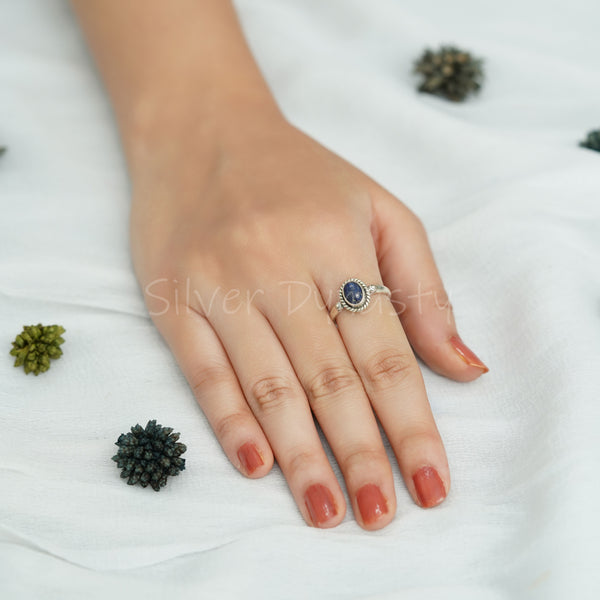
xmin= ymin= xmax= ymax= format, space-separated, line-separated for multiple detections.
xmin=414 ymin=45 xmax=484 ymax=102
xmin=112 ymin=420 xmax=187 ymax=491
xmin=579 ymin=129 xmax=600 ymax=152
xmin=10 ymin=323 xmax=65 ymax=375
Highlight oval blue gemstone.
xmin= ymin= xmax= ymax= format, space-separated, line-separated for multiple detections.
xmin=343 ymin=281 xmax=363 ymax=306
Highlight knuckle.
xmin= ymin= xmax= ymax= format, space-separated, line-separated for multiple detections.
xmin=191 ymin=364 xmax=232 ymax=396
xmin=286 ymin=449 xmax=323 ymax=480
xmin=307 ymin=364 xmax=360 ymax=402
xmin=249 ymin=376 xmax=296 ymax=414
xmin=396 ymin=428 xmax=442 ymax=455
xmin=363 ymin=349 xmax=416 ymax=390
xmin=213 ymin=411 xmax=248 ymax=442
xmin=341 ymin=446 xmax=388 ymax=475
xmin=433 ymin=286 xmax=453 ymax=312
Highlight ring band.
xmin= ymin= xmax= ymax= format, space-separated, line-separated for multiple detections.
xmin=329 ymin=278 xmax=391 ymax=322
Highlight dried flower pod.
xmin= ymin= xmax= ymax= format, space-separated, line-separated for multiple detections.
xmin=414 ymin=44 xmax=484 ymax=102
xmin=10 ymin=323 xmax=65 ymax=375
xmin=579 ymin=129 xmax=600 ymax=152
xmin=0 ymin=146 xmax=6 ymax=156
xmin=112 ymin=420 xmax=187 ymax=491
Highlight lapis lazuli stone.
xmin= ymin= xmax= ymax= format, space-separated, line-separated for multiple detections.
xmin=343 ymin=281 xmax=364 ymax=306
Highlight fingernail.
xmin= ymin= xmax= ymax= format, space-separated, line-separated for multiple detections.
xmin=413 ymin=466 xmax=446 ymax=508
xmin=304 ymin=484 xmax=338 ymax=526
xmin=449 ymin=335 xmax=489 ymax=373
xmin=237 ymin=442 xmax=264 ymax=475
xmin=356 ymin=484 xmax=388 ymax=525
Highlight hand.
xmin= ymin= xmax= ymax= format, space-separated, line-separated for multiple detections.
xmin=130 ymin=110 xmax=488 ymax=530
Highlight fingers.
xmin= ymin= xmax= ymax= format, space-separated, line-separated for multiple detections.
xmin=204 ymin=298 xmax=347 ymax=528
xmin=148 ymin=186 xmax=472 ymax=530
xmin=260 ymin=283 xmax=396 ymax=530
xmin=155 ymin=309 xmax=273 ymax=479
xmin=316 ymin=271 xmax=450 ymax=511
xmin=371 ymin=190 xmax=489 ymax=382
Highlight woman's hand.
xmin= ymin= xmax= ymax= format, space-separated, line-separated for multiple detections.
xmin=71 ymin=0 xmax=487 ymax=529
xmin=129 ymin=109 xmax=488 ymax=529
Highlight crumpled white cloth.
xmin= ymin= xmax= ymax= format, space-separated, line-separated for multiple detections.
xmin=1 ymin=0 xmax=599 ymax=598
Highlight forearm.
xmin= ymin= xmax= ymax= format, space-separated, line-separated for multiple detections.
xmin=69 ymin=0 xmax=282 ymax=181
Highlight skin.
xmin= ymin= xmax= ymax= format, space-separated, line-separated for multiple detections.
xmin=70 ymin=0 xmax=487 ymax=530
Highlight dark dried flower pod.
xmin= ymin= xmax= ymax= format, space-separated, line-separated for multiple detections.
xmin=10 ymin=323 xmax=65 ymax=375
xmin=579 ymin=129 xmax=600 ymax=152
xmin=414 ymin=44 xmax=484 ymax=102
xmin=112 ymin=420 xmax=187 ymax=491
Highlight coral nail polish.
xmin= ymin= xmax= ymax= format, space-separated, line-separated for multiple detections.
xmin=449 ymin=335 xmax=489 ymax=372
xmin=237 ymin=442 xmax=264 ymax=475
xmin=356 ymin=484 xmax=388 ymax=525
xmin=304 ymin=484 xmax=338 ymax=526
xmin=413 ymin=466 xmax=446 ymax=508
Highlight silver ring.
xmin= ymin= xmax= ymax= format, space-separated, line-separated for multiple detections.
xmin=329 ymin=278 xmax=391 ymax=322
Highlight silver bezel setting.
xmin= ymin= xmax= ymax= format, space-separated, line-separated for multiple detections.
xmin=339 ymin=278 xmax=371 ymax=313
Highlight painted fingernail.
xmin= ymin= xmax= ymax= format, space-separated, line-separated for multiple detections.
xmin=356 ymin=484 xmax=388 ymax=525
xmin=413 ymin=466 xmax=446 ymax=508
xmin=449 ymin=335 xmax=489 ymax=372
xmin=304 ymin=484 xmax=338 ymax=526
xmin=237 ymin=442 xmax=264 ymax=475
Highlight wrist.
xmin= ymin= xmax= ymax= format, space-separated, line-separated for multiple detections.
xmin=126 ymin=90 xmax=287 ymax=195
xmin=70 ymin=0 xmax=285 ymax=186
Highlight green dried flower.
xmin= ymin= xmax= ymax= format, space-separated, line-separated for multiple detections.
xmin=10 ymin=323 xmax=65 ymax=375
xmin=579 ymin=129 xmax=600 ymax=152
xmin=112 ymin=420 xmax=187 ymax=491
xmin=414 ymin=44 xmax=484 ymax=102
xmin=0 ymin=146 xmax=6 ymax=156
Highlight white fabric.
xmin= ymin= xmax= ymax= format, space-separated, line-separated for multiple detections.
xmin=1 ymin=0 xmax=599 ymax=598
